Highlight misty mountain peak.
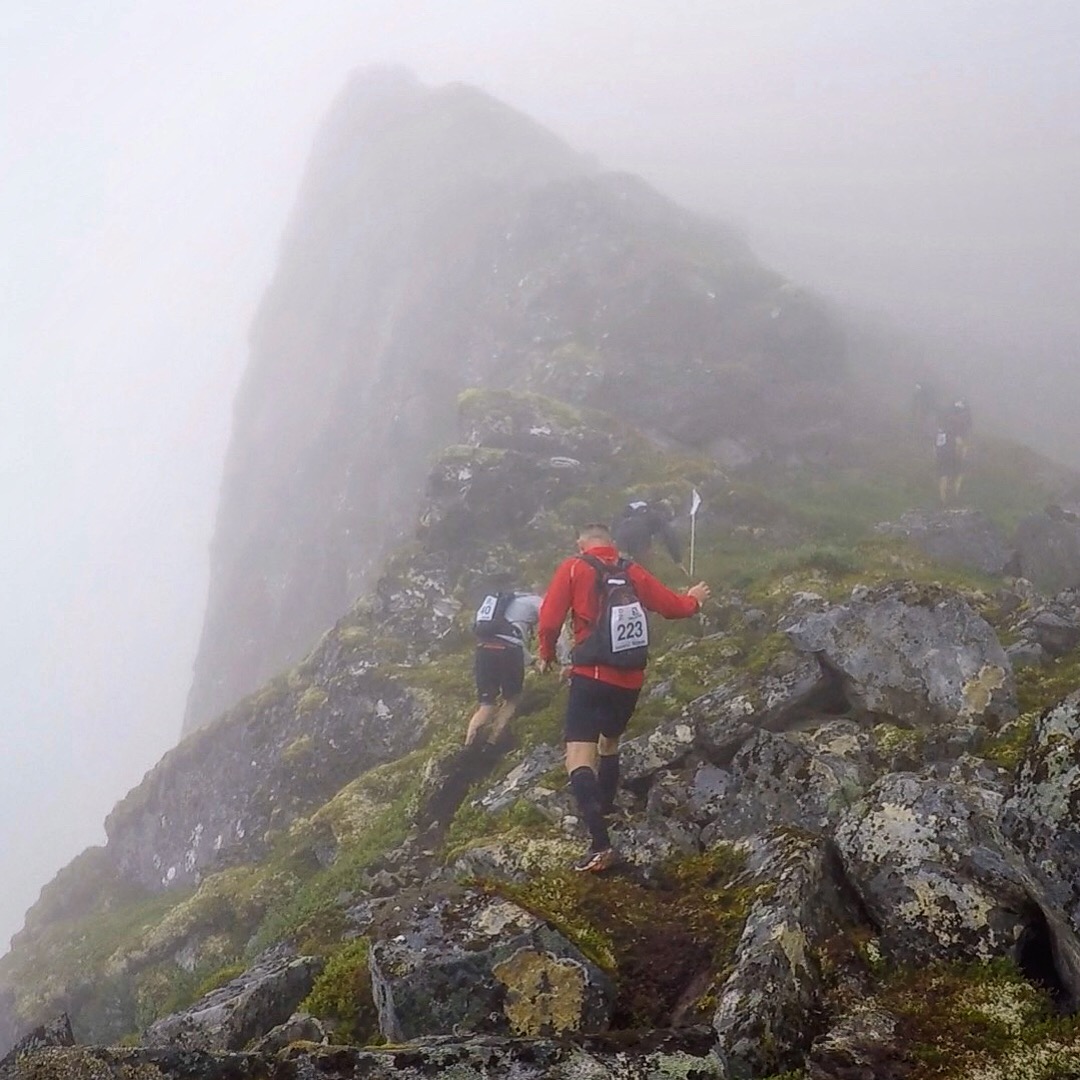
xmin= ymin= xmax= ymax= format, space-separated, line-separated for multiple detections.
xmin=184 ymin=77 xmax=848 ymax=734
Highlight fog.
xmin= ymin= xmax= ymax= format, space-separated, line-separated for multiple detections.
xmin=2 ymin=0 xmax=1077 ymax=949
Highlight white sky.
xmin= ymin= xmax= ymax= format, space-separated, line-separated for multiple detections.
xmin=1 ymin=0 xmax=1078 ymax=950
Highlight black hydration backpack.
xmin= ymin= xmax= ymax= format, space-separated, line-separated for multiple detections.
xmin=571 ymin=554 xmax=649 ymax=669
xmin=474 ymin=591 xmax=520 ymax=641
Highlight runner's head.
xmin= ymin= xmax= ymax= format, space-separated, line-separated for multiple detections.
xmin=577 ymin=522 xmax=612 ymax=552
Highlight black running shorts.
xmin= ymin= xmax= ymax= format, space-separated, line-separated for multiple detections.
xmin=474 ymin=643 xmax=525 ymax=705
xmin=564 ymin=674 xmax=641 ymax=743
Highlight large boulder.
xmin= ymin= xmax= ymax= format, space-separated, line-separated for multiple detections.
xmin=1014 ymin=506 xmax=1080 ymax=593
xmin=836 ymin=773 xmax=1030 ymax=966
xmin=786 ymin=581 xmax=1016 ymax=729
xmin=1001 ymin=691 xmax=1080 ymax=998
xmin=144 ymin=952 xmax=323 ymax=1051
xmin=874 ymin=508 xmax=1013 ymax=577
xmin=713 ymin=831 xmax=860 ymax=1077
xmin=364 ymin=888 xmax=615 ymax=1041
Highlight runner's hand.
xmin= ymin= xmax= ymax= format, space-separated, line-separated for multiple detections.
xmin=687 ymin=582 xmax=711 ymax=607
xmin=536 ymin=658 xmax=554 ymax=674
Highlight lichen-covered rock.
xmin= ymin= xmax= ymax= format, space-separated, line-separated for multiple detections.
xmin=712 ymin=831 xmax=859 ymax=1076
xmin=874 ymin=507 xmax=1013 ymax=577
xmin=618 ymin=718 xmax=701 ymax=783
xmin=451 ymin=836 xmax=582 ymax=884
xmin=836 ymin=773 xmax=1030 ymax=966
xmin=701 ymin=721 xmax=876 ymax=842
xmin=1001 ymin=690 xmax=1080 ymax=997
xmin=786 ymin=581 xmax=1016 ymax=729
xmin=16 ymin=1029 xmax=730 ymax=1080
xmin=363 ymin=888 xmax=614 ymax=1041
xmin=144 ymin=953 xmax=323 ymax=1052
xmin=0 ymin=1015 xmax=72 ymax=1080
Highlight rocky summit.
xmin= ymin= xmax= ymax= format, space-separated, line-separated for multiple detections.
xmin=8 ymin=71 xmax=1080 ymax=1080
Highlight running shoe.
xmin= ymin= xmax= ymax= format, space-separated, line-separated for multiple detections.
xmin=572 ymin=847 xmax=619 ymax=873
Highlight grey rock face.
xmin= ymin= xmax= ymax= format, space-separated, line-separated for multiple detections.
xmin=786 ymin=581 xmax=1016 ymax=728
xmin=105 ymin=671 xmax=428 ymax=893
xmin=0 ymin=1015 xmax=72 ymax=1080
xmin=713 ymin=831 xmax=857 ymax=1077
xmin=874 ymin=508 xmax=1013 ymax=576
xmin=144 ymin=953 xmax=323 ymax=1052
xmin=1001 ymin=691 xmax=1080 ymax=997
xmin=365 ymin=889 xmax=615 ymax=1042
xmin=1015 ymin=506 xmax=1080 ymax=593
xmin=836 ymin=773 xmax=1030 ymax=966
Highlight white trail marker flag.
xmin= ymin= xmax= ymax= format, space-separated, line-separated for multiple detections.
xmin=689 ymin=488 xmax=702 ymax=576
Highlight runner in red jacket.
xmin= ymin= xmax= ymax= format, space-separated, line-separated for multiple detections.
xmin=538 ymin=522 xmax=711 ymax=872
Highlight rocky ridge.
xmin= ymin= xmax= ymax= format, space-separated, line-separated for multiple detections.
xmin=6 ymin=389 xmax=1080 ymax=1080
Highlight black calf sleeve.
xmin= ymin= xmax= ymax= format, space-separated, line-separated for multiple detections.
xmin=597 ymin=754 xmax=620 ymax=813
xmin=569 ymin=766 xmax=611 ymax=851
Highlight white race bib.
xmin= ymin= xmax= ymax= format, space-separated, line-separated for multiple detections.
xmin=610 ymin=601 xmax=648 ymax=653
xmin=476 ymin=595 xmax=499 ymax=622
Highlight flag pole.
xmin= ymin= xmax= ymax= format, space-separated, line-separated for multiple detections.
xmin=688 ymin=488 xmax=701 ymax=577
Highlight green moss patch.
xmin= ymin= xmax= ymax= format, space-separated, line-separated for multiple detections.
xmin=1017 ymin=651 xmax=1080 ymax=716
xmin=880 ymin=959 xmax=1080 ymax=1079
xmin=301 ymin=938 xmax=379 ymax=1045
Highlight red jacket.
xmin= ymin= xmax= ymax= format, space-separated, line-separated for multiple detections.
xmin=538 ymin=543 xmax=700 ymax=689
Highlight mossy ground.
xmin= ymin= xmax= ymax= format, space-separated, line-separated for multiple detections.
xmin=879 ymin=959 xmax=1080 ymax=1079
xmin=487 ymin=846 xmax=757 ymax=1029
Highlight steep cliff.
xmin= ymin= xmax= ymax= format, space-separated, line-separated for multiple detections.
xmin=184 ymin=68 xmax=852 ymax=734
